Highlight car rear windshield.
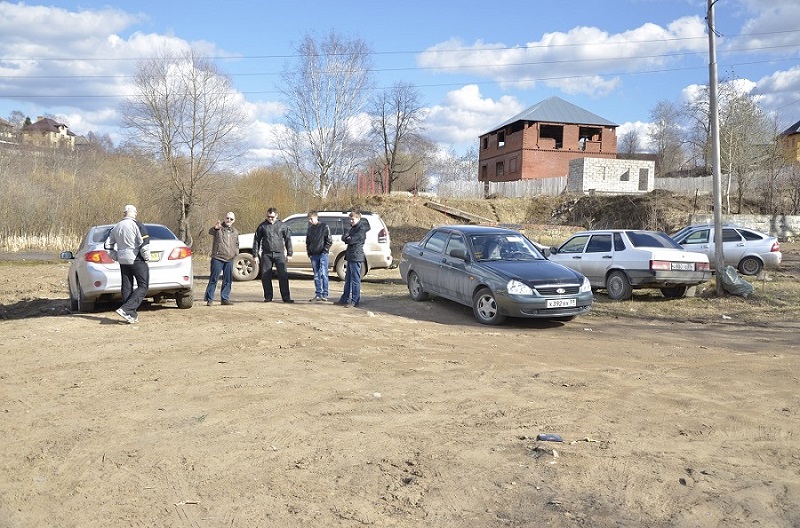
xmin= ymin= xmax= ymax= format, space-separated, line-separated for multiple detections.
xmin=91 ymin=223 xmax=178 ymax=243
xmin=625 ymin=231 xmax=682 ymax=249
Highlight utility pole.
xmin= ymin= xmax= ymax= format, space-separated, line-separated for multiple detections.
xmin=707 ymin=0 xmax=725 ymax=295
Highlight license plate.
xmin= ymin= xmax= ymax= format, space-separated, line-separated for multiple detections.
xmin=547 ymin=298 xmax=576 ymax=308
xmin=150 ymin=251 xmax=162 ymax=261
xmin=671 ymin=262 xmax=694 ymax=271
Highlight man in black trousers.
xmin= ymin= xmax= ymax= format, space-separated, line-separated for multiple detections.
xmin=253 ymin=207 xmax=294 ymax=303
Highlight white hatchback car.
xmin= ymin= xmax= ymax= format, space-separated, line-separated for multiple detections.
xmin=549 ymin=229 xmax=712 ymax=300
xmin=60 ymin=223 xmax=194 ymax=312
xmin=233 ymin=211 xmax=393 ymax=281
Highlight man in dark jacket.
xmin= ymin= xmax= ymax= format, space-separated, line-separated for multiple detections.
xmin=253 ymin=207 xmax=294 ymax=303
xmin=337 ymin=210 xmax=370 ymax=308
xmin=204 ymin=211 xmax=239 ymax=306
xmin=306 ymin=211 xmax=333 ymax=302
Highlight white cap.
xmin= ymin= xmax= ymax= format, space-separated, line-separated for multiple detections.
xmin=226 ymin=211 xmax=235 ymax=221
xmin=123 ymin=204 xmax=138 ymax=217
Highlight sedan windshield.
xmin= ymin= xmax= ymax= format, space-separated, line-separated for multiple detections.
xmin=470 ymin=234 xmax=544 ymax=261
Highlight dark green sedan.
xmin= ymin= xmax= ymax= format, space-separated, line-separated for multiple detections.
xmin=399 ymin=225 xmax=593 ymax=325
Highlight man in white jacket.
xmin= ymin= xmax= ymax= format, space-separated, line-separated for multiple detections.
xmin=107 ymin=204 xmax=150 ymax=323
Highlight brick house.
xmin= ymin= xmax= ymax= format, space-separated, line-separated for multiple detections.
xmin=779 ymin=119 xmax=800 ymax=162
xmin=478 ymin=96 xmax=618 ymax=184
xmin=21 ymin=116 xmax=75 ymax=150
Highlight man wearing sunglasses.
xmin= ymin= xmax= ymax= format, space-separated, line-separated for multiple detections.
xmin=204 ymin=212 xmax=239 ymax=306
xmin=253 ymin=207 xmax=294 ymax=303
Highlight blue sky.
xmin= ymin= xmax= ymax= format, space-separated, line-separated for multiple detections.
xmin=1 ymin=0 xmax=799 ymax=167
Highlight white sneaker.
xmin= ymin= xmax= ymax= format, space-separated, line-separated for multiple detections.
xmin=116 ymin=308 xmax=136 ymax=324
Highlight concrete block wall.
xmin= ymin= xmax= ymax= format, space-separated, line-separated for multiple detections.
xmin=568 ymin=158 xmax=655 ymax=193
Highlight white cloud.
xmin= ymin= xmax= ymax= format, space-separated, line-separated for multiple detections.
xmin=424 ymin=85 xmax=524 ymax=148
xmin=417 ymin=17 xmax=707 ymax=97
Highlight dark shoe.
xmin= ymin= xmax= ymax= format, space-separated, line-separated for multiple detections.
xmin=283 ymin=299 xmax=295 ymax=304
xmin=336 ymin=299 xmax=348 ymax=306
xmin=320 ymin=297 xmax=328 ymax=302
xmin=206 ymin=300 xmax=213 ymax=306
xmin=343 ymin=302 xmax=353 ymax=308
xmin=263 ymin=299 xmax=272 ymax=303
xmin=221 ymin=299 xmax=233 ymax=306
xmin=310 ymin=296 xmax=322 ymax=302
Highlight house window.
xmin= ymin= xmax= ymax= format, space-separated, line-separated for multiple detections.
xmin=540 ymin=124 xmax=563 ymax=149
xmin=496 ymin=161 xmax=504 ymax=178
xmin=481 ymin=164 xmax=488 ymax=180
xmin=482 ymin=136 xmax=488 ymax=150
xmin=621 ymin=169 xmax=630 ymax=182
xmin=638 ymin=168 xmax=649 ymax=190
xmin=497 ymin=130 xmax=505 ymax=148
xmin=509 ymin=156 xmax=518 ymax=173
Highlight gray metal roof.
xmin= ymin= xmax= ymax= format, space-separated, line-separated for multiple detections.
xmin=485 ymin=96 xmax=618 ymax=134
xmin=781 ymin=119 xmax=800 ymax=136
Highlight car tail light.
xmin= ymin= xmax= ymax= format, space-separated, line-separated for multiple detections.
xmin=378 ymin=228 xmax=388 ymax=244
xmin=85 ymin=250 xmax=115 ymax=264
xmin=650 ymin=260 xmax=671 ymax=271
xmin=696 ymin=262 xmax=710 ymax=271
xmin=771 ymin=241 xmax=780 ymax=252
xmin=169 ymin=246 xmax=193 ymax=260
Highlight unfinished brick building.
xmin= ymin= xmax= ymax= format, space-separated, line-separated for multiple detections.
xmin=478 ymin=96 xmax=618 ymax=184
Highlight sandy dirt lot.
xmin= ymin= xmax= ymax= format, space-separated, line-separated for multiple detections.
xmin=1 ymin=258 xmax=799 ymax=527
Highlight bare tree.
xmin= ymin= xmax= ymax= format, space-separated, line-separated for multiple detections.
xmin=120 ymin=48 xmax=245 ymax=244
xmin=369 ymin=82 xmax=428 ymax=192
xmin=618 ymin=129 xmax=641 ymax=156
xmin=648 ymin=100 xmax=685 ymax=177
xmin=277 ymin=32 xmax=373 ymax=198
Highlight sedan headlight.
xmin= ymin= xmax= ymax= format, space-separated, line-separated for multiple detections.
xmin=507 ymin=279 xmax=533 ymax=295
xmin=579 ymin=276 xmax=591 ymax=293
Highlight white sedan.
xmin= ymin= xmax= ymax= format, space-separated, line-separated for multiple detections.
xmin=549 ymin=229 xmax=712 ymax=301
xmin=61 ymin=224 xmax=194 ymax=312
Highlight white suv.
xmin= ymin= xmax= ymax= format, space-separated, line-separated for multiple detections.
xmin=233 ymin=211 xmax=393 ymax=281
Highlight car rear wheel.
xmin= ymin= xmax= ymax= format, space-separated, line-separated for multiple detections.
xmin=407 ymin=271 xmax=429 ymax=301
xmin=660 ymin=285 xmax=688 ymax=299
xmin=233 ymin=253 xmax=259 ymax=281
xmin=472 ymin=287 xmax=505 ymax=325
xmin=176 ymin=289 xmax=194 ymax=309
xmin=76 ymin=281 xmax=96 ymax=313
xmin=606 ymin=270 xmax=633 ymax=301
xmin=68 ymin=281 xmax=79 ymax=312
xmin=334 ymin=256 xmax=368 ymax=281
xmin=738 ymin=256 xmax=763 ymax=276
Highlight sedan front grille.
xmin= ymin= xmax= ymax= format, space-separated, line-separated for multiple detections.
xmin=535 ymin=285 xmax=581 ymax=295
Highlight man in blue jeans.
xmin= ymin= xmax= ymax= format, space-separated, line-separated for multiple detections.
xmin=204 ymin=212 xmax=239 ymax=306
xmin=338 ymin=210 xmax=370 ymax=308
xmin=306 ymin=211 xmax=332 ymax=302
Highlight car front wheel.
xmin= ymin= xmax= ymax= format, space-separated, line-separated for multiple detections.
xmin=738 ymin=256 xmax=763 ymax=276
xmin=472 ymin=287 xmax=505 ymax=325
xmin=233 ymin=253 xmax=259 ymax=281
xmin=407 ymin=271 xmax=429 ymax=301
xmin=606 ymin=270 xmax=633 ymax=301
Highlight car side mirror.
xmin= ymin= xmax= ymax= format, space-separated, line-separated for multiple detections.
xmin=549 ymin=247 xmax=558 ymax=255
xmin=449 ymin=248 xmax=470 ymax=261
xmin=60 ymin=251 xmax=75 ymax=260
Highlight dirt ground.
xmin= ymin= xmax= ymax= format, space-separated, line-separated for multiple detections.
xmin=1 ymin=256 xmax=800 ymax=527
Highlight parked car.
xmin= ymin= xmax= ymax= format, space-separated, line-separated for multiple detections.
xmin=233 ymin=211 xmax=392 ymax=281
xmin=548 ymin=229 xmax=712 ymax=301
xmin=60 ymin=224 xmax=194 ymax=312
xmin=399 ymin=225 xmax=593 ymax=325
xmin=670 ymin=224 xmax=782 ymax=276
